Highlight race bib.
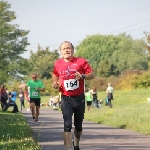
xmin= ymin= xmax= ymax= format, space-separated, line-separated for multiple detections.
xmin=32 ymin=92 xmax=38 ymax=96
xmin=64 ymin=79 xmax=79 ymax=91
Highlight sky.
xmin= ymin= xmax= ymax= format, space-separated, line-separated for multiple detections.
xmin=6 ymin=0 xmax=150 ymax=58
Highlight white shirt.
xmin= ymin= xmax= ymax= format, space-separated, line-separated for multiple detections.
xmin=106 ymin=86 xmax=113 ymax=93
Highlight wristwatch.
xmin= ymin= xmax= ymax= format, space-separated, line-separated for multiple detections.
xmin=81 ymin=74 xmax=85 ymax=79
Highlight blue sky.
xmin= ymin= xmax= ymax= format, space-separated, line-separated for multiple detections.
xmin=7 ymin=0 xmax=150 ymax=58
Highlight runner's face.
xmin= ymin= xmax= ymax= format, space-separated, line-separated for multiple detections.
xmin=60 ymin=43 xmax=74 ymax=60
xmin=32 ymin=75 xmax=37 ymax=81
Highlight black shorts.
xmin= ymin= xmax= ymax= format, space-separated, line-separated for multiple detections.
xmin=61 ymin=93 xmax=85 ymax=132
xmin=87 ymin=101 xmax=92 ymax=106
xmin=30 ymin=98 xmax=41 ymax=106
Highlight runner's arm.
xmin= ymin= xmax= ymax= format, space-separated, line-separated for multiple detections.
xmin=84 ymin=72 xmax=94 ymax=80
xmin=36 ymin=87 xmax=45 ymax=92
xmin=52 ymin=74 xmax=60 ymax=89
xmin=25 ymin=86 xmax=29 ymax=100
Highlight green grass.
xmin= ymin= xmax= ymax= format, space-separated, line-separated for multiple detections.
xmin=0 ymin=110 xmax=41 ymax=150
xmin=84 ymin=88 xmax=150 ymax=136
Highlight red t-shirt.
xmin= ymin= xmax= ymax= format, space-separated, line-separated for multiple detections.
xmin=53 ymin=57 xmax=93 ymax=96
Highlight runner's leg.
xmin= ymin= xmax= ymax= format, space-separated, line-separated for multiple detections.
xmin=73 ymin=94 xmax=85 ymax=148
xmin=61 ymin=96 xmax=73 ymax=149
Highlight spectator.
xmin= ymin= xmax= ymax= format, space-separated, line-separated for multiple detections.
xmin=19 ymin=88 xmax=25 ymax=111
xmin=49 ymin=96 xmax=54 ymax=106
xmin=7 ymin=92 xmax=19 ymax=113
xmin=53 ymin=95 xmax=59 ymax=110
xmin=106 ymin=83 xmax=114 ymax=108
xmin=90 ymin=86 xmax=98 ymax=108
xmin=11 ymin=89 xmax=17 ymax=102
xmin=85 ymin=88 xmax=93 ymax=112
xmin=0 ymin=85 xmax=8 ymax=110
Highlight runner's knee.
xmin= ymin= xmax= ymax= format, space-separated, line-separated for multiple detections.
xmin=75 ymin=124 xmax=82 ymax=132
xmin=64 ymin=123 xmax=72 ymax=132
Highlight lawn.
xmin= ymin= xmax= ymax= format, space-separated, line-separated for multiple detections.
xmin=84 ymin=88 xmax=150 ymax=136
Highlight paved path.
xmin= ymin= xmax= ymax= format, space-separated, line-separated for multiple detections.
xmin=22 ymin=108 xmax=150 ymax=150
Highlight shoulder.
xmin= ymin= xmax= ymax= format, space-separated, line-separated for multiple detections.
xmin=74 ymin=57 xmax=87 ymax=62
xmin=27 ymin=80 xmax=32 ymax=83
xmin=37 ymin=80 xmax=44 ymax=84
xmin=54 ymin=58 xmax=63 ymax=65
xmin=37 ymin=80 xmax=42 ymax=83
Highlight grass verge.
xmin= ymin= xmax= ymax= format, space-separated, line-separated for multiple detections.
xmin=0 ymin=110 xmax=41 ymax=150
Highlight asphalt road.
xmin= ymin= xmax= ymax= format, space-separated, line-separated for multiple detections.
xmin=22 ymin=108 xmax=150 ymax=150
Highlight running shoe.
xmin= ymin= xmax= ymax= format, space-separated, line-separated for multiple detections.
xmin=34 ymin=120 xmax=38 ymax=125
xmin=72 ymin=141 xmax=80 ymax=150
xmin=32 ymin=117 xmax=35 ymax=124
xmin=74 ymin=146 xmax=80 ymax=150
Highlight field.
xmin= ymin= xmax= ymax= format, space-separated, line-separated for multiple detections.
xmin=85 ymin=88 xmax=150 ymax=136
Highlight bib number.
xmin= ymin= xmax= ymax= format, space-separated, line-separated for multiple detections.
xmin=64 ymin=79 xmax=79 ymax=91
xmin=32 ymin=92 xmax=38 ymax=96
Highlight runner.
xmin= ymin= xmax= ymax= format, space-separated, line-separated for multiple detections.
xmin=25 ymin=73 xmax=45 ymax=125
xmin=52 ymin=41 xmax=94 ymax=150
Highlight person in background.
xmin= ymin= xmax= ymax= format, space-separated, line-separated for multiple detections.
xmin=0 ymin=85 xmax=8 ymax=110
xmin=25 ymin=73 xmax=45 ymax=125
xmin=8 ymin=92 xmax=19 ymax=113
xmin=85 ymin=88 xmax=93 ymax=112
xmin=52 ymin=41 xmax=94 ymax=150
xmin=53 ymin=95 xmax=59 ymax=110
xmin=59 ymin=92 xmax=62 ymax=108
xmin=25 ymin=87 xmax=31 ymax=111
xmin=5 ymin=88 xmax=9 ymax=99
xmin=90 ymin=86 xmax=98 ymax=108
xmin=11 ymin=89 xmax=17 ymax=102
xmin=19 ymin=88 xmax=25 ymax=111
xmin=106 ymin=83 xmax=114 ymax=108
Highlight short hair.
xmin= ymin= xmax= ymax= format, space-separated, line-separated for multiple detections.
xmin=59 ymin=41 xmax=74 ymax=50
xmin=31 ymin=72 xmax=38 ymax=76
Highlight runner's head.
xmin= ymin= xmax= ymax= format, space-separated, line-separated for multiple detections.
xmin=60 ymin=41 xmax=74 ymax=61
xmin=32 ymin=73 xmax=37 ymax=81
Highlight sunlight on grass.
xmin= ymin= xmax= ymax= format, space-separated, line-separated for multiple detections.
xmin=85 ymin=88 xmax=150 ymax=136
xmin=0 ymin=112 xmax=41 ymax=150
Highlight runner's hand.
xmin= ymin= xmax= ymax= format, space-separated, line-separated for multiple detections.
xmin=52 ymin=81 xmax=60 ymax=89
xmin=74 ymin=72 xmax=82 ymax=80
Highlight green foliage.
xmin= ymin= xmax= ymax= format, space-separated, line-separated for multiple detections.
xmin=42 ymin=78 xmax=60 ymax=96
xmin=0 ymin=1 xmax=29 ymax=84
xmin=132 ymin=70 xmax=150 ymax=88
xmin=28 ymin=45 xmax=59 ymax=79
xmin=85 ymin=76 xmax=117 ymax=91
xmin=75 ymin=33 xmax=148 ymax=77
xmin=115 ymin=70 xmax=144 ymax=90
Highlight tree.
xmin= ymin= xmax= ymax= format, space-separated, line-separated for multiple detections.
xmin=0 ymin=1 xmax=29 ymax=84
xmin=75 ymin=33 xmax=148 ymax=77
xmin=28 ymin=45 xmax=59 ymax=79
